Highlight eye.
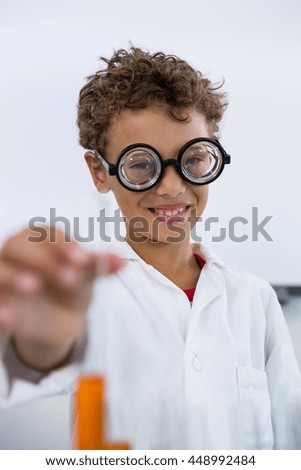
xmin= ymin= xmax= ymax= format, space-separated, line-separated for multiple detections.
xmin=185 ymin=155 xmax=207 ymax=166
xmin=185 ymin=153 xmax=209 ymax=168
xmin=129 ymin=161 xmax=151 ymax=170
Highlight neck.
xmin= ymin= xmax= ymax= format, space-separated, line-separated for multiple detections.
xmin=126 ymin=235 xmax=201 ymax=290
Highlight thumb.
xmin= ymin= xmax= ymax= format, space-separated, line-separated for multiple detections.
xmin=94 ymin=253 xmax=126 ymax=278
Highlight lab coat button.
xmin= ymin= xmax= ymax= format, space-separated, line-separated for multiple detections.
xmin=192 ymin=353 xmax=202 ymax=371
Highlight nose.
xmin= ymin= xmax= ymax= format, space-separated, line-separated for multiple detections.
xmin=155 ymin=165 xmax=186 ymax=197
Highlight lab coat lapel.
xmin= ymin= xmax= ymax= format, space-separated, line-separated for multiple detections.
xmin=192 ymin=262 xmax=225 ymax=312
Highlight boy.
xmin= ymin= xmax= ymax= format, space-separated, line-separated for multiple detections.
xmin=0 ymin=47 xmax=300 ymax=449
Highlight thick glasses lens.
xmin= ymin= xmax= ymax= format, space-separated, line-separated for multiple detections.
xmin=181 ymin=142 xmax=223 ymax=183
xmin=118 ymin=148 xmax=161 ymax=190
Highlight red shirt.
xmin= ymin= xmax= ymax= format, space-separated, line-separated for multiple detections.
xmin=183 ymin=254 xmax=205 ymax=302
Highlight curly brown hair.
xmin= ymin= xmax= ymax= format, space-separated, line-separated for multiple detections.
xmin=77 ymin=47 xmax=227 ymax=154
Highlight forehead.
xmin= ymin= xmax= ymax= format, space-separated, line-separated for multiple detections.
xmin=105 ymin=106 xmax=210 ymax=159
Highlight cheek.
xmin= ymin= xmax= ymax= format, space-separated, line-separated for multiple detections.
xmin=190 ymin=187 xmax=208 ymax=222
xmin=111 ymin=186 xmax=143 ymax=215
xmin=196 ymin=186 xmax=209 ymax=207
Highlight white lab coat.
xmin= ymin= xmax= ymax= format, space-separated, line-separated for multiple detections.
xmin=1 ymin=243 xmax=301 ymax=449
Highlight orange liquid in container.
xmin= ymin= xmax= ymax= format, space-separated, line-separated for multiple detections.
xmin=74 ymin=375 xmax=130 ymax=450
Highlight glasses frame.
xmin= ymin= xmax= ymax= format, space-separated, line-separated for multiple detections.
xmin=92 ymin=137 xmax=231 ymax=192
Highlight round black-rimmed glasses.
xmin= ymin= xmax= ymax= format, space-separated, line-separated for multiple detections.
xmin=92 ymin=138 xmax=231 ymax=192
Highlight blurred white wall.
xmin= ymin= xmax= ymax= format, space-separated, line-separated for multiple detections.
xmin=0 ymin=0 xmax=300 ymax=450
xmin=0 ymin=0 xmax=300 ymax=283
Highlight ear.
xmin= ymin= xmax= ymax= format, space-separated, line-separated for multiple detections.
xmin=84 ymin=151 xmax=111 ymax=193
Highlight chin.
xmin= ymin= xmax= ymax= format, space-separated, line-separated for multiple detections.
xmin=151 ymin=226 xmax=190 ymax=245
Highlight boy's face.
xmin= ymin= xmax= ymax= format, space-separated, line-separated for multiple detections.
xmin=85 ymin=106 xmax=210 ymax=245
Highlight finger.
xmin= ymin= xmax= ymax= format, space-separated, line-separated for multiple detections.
xmin=0 ymin=261 xmax=42 ymax=296
xmin=93 ymin=253 xmax=126 ymax=277
xmin=2 ymin=227 xmax=91 ymax=265
xmin=0 ymin=300 xmax=16 ymax=329
xmin=27 ymin=227 xmax=93 ymax=268
xmin=2 ymin=240 xmax=72 ymax=284
xmin=1 ymin=229 xmax=91 ymax=288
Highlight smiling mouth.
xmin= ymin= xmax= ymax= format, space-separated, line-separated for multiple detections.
xmin=148 ymin=205 xmax=191 ymax=221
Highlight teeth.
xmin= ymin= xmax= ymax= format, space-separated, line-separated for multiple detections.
xmin=154 ymin=207 xmax=187 ymax=216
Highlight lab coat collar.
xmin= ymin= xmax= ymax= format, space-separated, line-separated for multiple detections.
xmin=116 ymin=240 xmax=229 ymax=270
xmin=115 ymin=241 xmax=228 ymax=310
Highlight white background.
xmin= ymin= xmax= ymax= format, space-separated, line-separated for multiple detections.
xmin=0 ymin=0 xmax=300 ymax=284
xmin=0 ymin=0 xmax=300 ymax=449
